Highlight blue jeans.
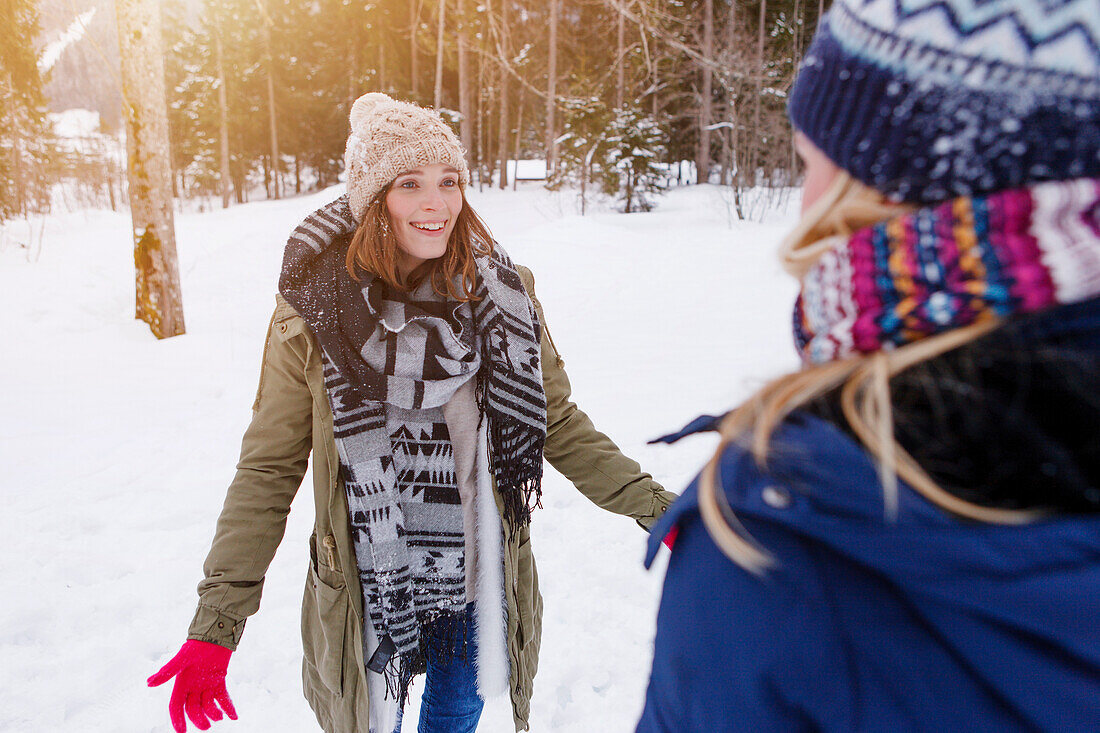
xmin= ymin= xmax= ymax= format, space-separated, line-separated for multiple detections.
xmin=394 ymin=603 xmax=484 ymax=733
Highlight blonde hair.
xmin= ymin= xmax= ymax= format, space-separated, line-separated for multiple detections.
xmin=700 ymin=173 xmax=1043 ymax=574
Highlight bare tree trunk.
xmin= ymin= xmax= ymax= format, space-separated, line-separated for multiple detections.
xmin=726 ymin=0 xmax=746 ymax=217
xmin=720 ymin=115 xmax=730 ymax=185
xmin=5 ymin=73 xmax=25 ymax=217
xmin=696 ymin=0 xmax=713 ymax=185
xmin=581 ymin=142 xmax=598 ymax=216
xmin=497 ymin=70 xmax=509 ymax=189
xmin=234 ymin=163 xmax=245 ymax=203
xmin=544 ymin=0 xmax=558 ymax=173
xmin=457 ymin=0 xmax=473 ymax=162
xmin=752 ymin=0 xmax=766 ymax=185
xmin=513 ymin=86 xmax=524 ymax=191
xmin=258 ymin=0 xmax=280 ymax=199
xmin=410 ymin=0 xmax=421 ymax=97
xmin=347 ymin=2 xmax=356 ymax=109
xmin=348 ymin=41 xmax=357 ymax=107
xmin=725 ymin=0 xmax=737 ymax=191
xmin=475 ymin=50 xmax=484 ymax=186
xmin=650 ymin=57 xmax=658 ymax=118
xmin=434 ymin=0 xmax=446 ymax=109
xmin=214 ymin=28 xmax=231 ymax=209
xmin=791 ymin=0 xmax=804 ymax=179
xmin=496 ymin=0 xmax=510 ymax=189
xmin=11 ymin=136 xmax=23 ymax=215
xmin=616 ymin=0 xmax=626 ymax=109
xmin=116 ymin=0 xmax=185 ymax=338
xmin=477 ymin=50 xmax=486 ymax=190
xmin=378 ymin=9 xmax=387 ymax=91
xmin=793 ymin=0 xmax=804 ymax=61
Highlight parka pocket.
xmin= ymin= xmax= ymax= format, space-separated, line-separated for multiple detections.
xmin=302 ymin=536 xmax=350 ymax=697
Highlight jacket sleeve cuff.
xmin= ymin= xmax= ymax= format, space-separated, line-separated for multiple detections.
xmin=635 ymin=488 xmax=677 ymax=531
xmin=187 ymin=605 xmax=246 ymax=651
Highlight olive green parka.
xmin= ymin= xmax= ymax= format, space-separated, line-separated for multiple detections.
xmin=186 ymin=266 xmax=674 ymax=732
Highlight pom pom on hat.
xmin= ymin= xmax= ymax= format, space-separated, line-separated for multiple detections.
xmin=344 ymin=92 xmax=470 ymax=222
xmin=349 ymin=92 xmax=393 ymax=131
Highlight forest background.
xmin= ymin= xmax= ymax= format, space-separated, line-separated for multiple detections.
xmin=4 ymin=0 xmax=828 ymax=226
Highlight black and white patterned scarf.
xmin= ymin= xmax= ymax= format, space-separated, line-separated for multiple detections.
xmin=278 ymin=195 xmax=545 ymax=699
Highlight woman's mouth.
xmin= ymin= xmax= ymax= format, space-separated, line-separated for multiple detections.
xmin=411 ymin=220 xmax=447 ymax=233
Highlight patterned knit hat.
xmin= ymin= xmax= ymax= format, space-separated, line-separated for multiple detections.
xmin=344 ymin=93 xmax=470 ymax=222
xmin=788 ymin=0 xmax=1100 ymax=204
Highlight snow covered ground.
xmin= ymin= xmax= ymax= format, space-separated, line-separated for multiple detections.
xmin=0 ymin=182 xmax=800 ymax=733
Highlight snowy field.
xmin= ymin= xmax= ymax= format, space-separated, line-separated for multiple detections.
xmin=0 ymin=182 xmax=799 ymax=733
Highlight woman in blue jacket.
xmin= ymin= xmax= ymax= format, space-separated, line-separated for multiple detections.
xmin=638 ymin=1 xmax=1100 ymax=731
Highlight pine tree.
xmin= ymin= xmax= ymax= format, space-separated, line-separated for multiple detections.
xmin=164 ymin=0 xmax=220 ymax=200
xmin=548 ymin=91 xmax=610 ymax=211
xmin=603 ymin=106 xmax=666 ymax=212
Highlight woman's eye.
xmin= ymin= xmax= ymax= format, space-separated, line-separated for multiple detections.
xmin=400 ymin=180 xmax=417 ymax=189
xmin=441 ymin=178 xmax=457 ymax=187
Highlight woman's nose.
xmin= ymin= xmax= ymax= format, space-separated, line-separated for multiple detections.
xmin=421 ymin=191 xmax=444 ymax=210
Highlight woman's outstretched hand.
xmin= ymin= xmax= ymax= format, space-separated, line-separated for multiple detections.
xmin=148 ymin=640 xmax=237 ymax=732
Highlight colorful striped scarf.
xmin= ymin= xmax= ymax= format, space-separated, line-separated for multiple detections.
xmin=794 ymin=177 xmax=1100 ymax=364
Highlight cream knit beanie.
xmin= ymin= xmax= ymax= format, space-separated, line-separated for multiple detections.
xmin=344 ymin=92 xmax=470 ymax=222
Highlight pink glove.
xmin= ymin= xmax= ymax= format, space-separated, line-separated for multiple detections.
xmin=662 ymin=526 xmax=679 ymax=550
xmin=148 ymin=640 xmax=237 ymax=732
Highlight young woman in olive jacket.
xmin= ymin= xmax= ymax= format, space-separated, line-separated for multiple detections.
xmin=148 ymin=93 xmax=674 ymax=733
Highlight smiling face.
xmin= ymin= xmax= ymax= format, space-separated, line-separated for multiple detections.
xmin=384 ymin=163 xmax=464 ymax=278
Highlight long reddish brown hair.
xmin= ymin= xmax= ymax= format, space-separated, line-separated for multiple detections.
xmin=345 ymin=182 xmax=495 ymax=302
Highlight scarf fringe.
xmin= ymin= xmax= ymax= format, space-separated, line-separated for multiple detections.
xmin=383 ymin=606 xmax=473 ymax=707
xmin=478 ymin=365 xmax=545 ymax=536
xmin=491 ymin=442 xmax=545 ymax=534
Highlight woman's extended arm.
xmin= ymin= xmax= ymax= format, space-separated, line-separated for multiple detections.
xmin=519 ymin=266 xmax=676 ymax=530
xmin=186 ymin=299 xmax=315 ymax=649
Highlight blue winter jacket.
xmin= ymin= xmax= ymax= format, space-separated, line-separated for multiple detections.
xmin=637 ymin=304 xmax=1100 ymax=732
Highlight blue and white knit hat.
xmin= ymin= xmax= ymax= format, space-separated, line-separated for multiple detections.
xmin=788 ymin=0 xmax=1100 ymax=203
